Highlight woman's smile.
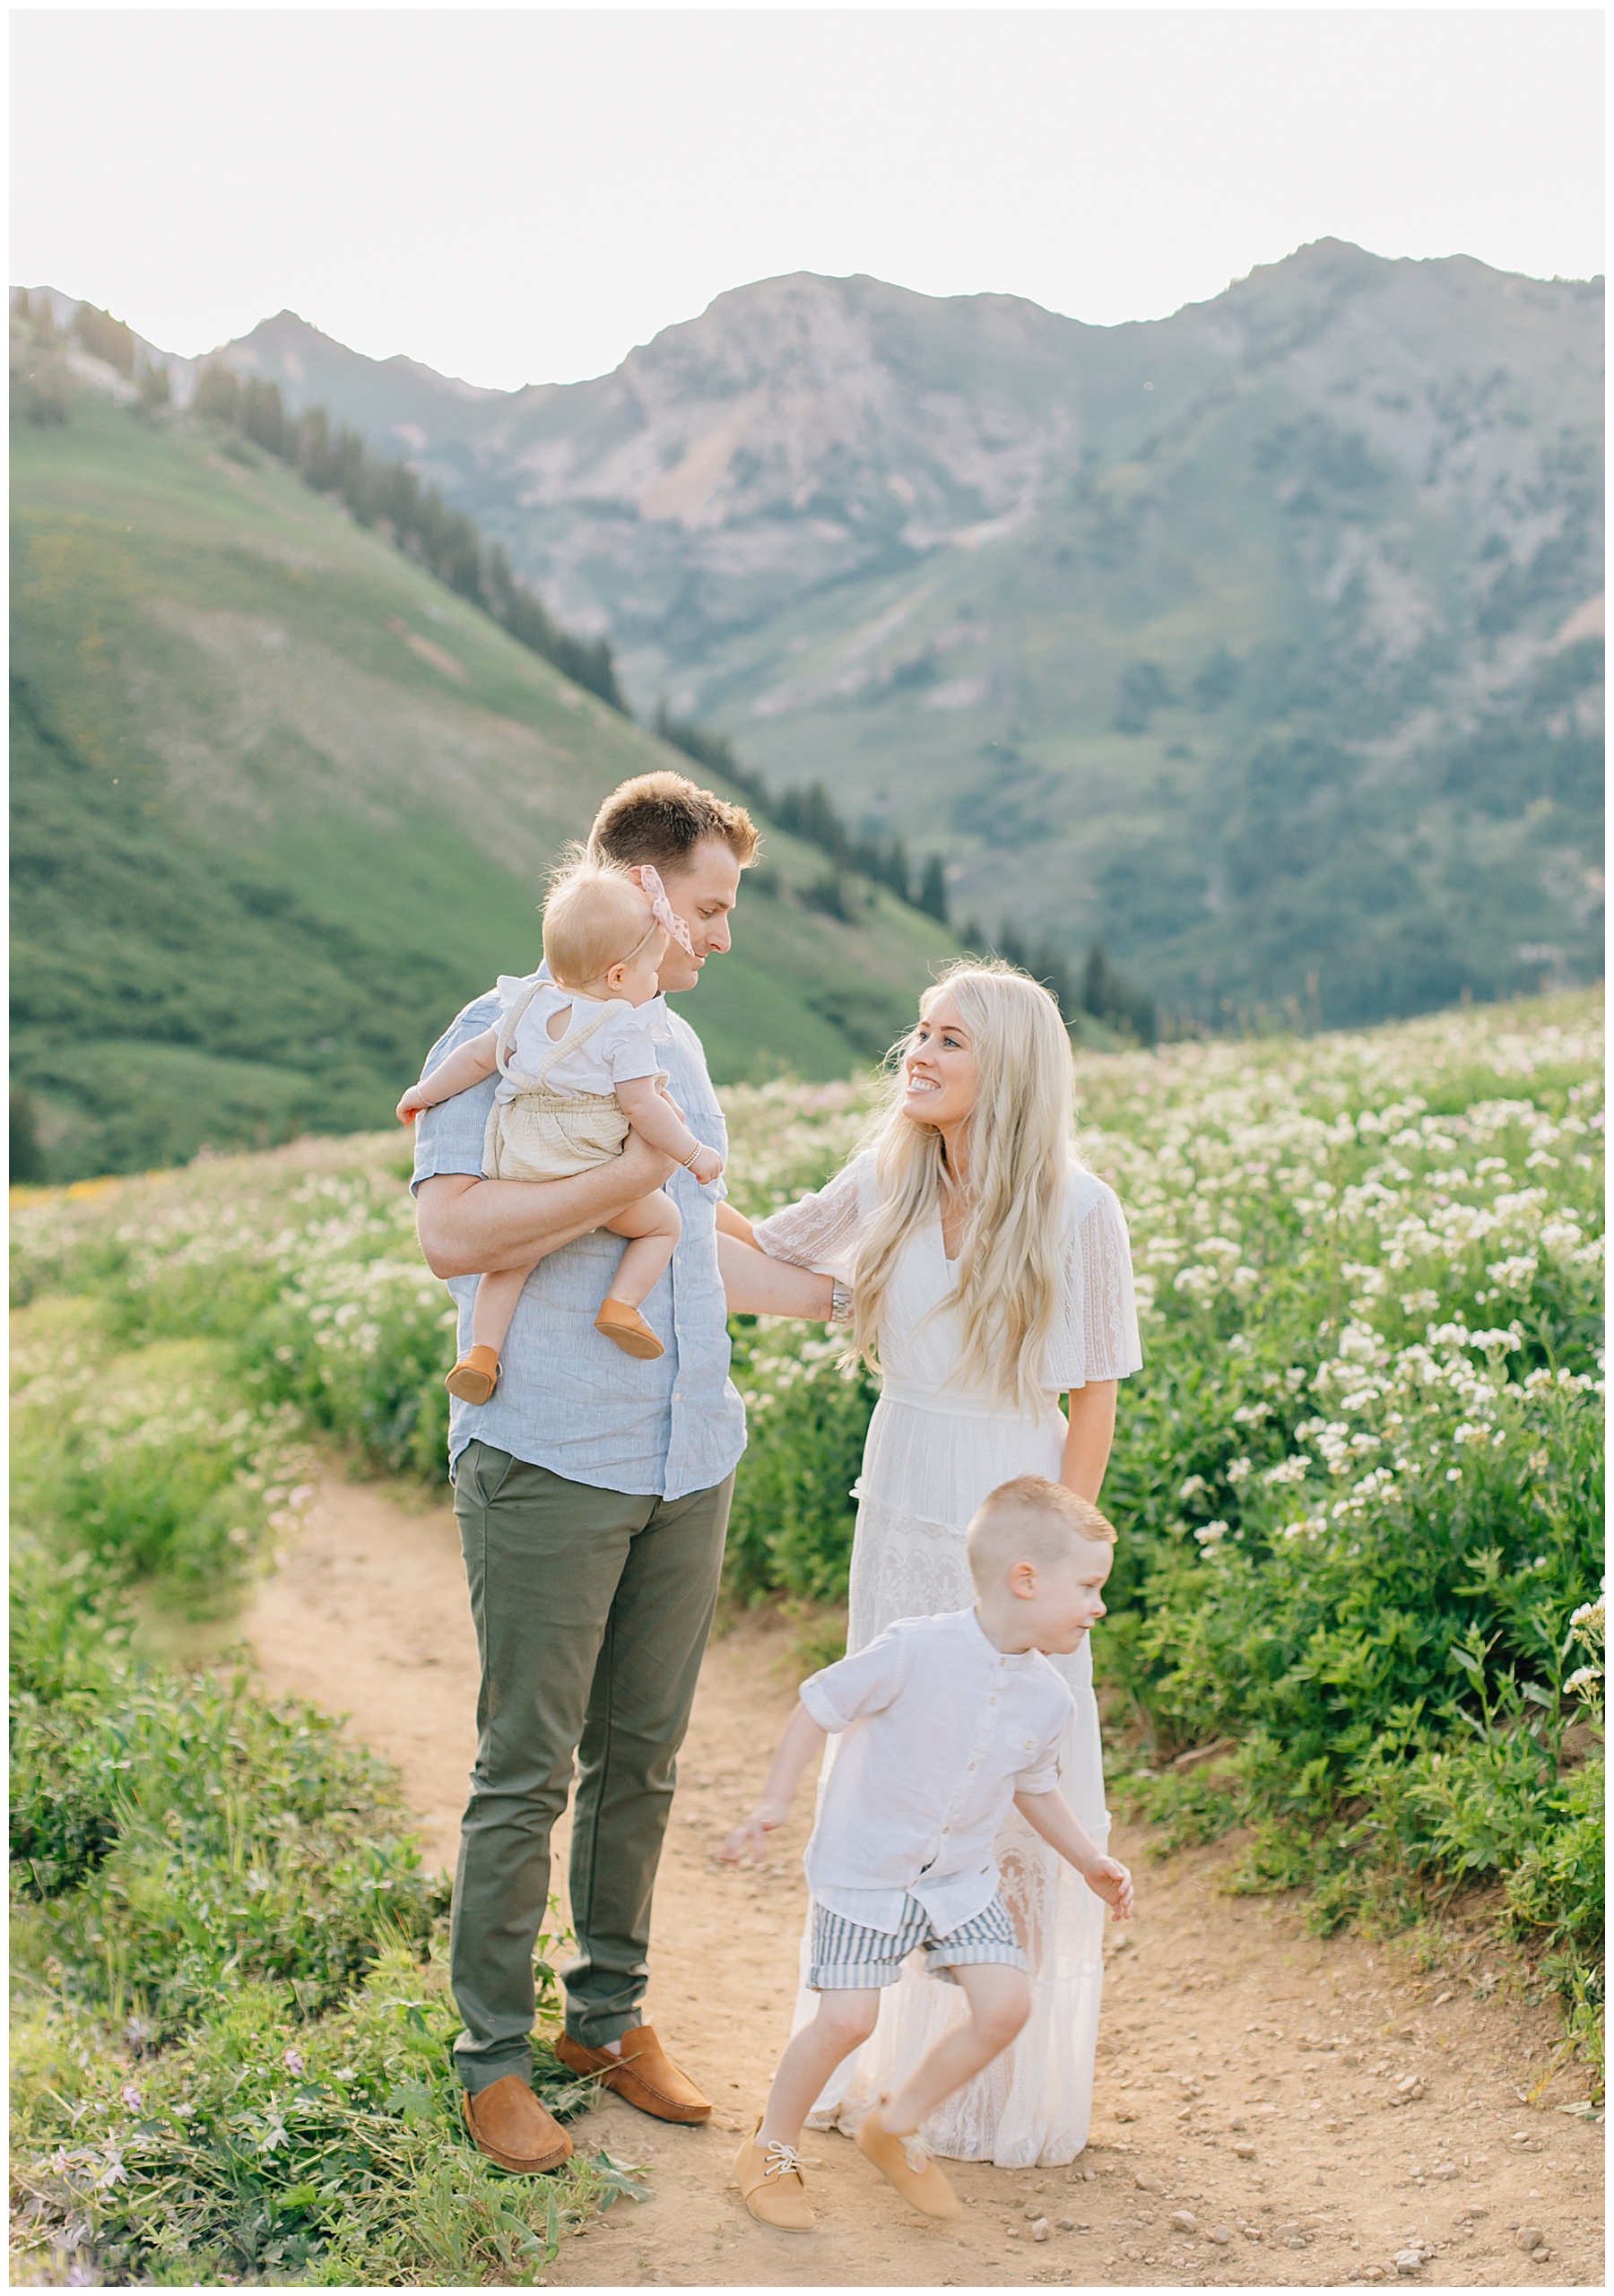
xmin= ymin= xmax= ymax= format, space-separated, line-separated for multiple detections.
xmin=902 ymin=993 xmax=977 ymax=1131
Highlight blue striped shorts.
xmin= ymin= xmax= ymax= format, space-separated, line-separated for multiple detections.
xmin=808 ymin=1891 xmax=1028 ymax=1990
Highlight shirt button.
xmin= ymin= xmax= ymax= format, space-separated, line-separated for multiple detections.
xmin=968 ymin=1763 xmax=976 ymax=1771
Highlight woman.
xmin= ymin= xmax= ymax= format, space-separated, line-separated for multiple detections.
xmin=719 ymin=961 xmax=1141 ymax=2169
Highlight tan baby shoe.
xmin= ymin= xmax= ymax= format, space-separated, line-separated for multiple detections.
xmin=734 ymin=2122 xmax=815 ymax=2231
xmin=594 ymin=1300 xmax=664 ymax=1359
xmin=855 ymin=2106 xmax=962 ymax=2219
xmin=445 ymin=1346 xmax=500 ymax=1404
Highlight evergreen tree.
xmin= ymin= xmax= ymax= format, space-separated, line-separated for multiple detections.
xmin=10 ymin=1087 xmax=45 ymax=1183
xmin=73 ymin=301 xmax=137 ymax=377
xmin=916 ymin=853 xmax=949 ymax=923
xmin=194 ymin=361 xmax=241 ymax=424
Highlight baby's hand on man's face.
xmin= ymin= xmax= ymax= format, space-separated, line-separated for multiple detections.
xmin=1084 ymin=1856 xmax=1134 ymax=1920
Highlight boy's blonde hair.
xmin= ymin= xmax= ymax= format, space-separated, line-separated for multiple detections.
xmin=966 ymin=1475 xmax=1116 ymax=1588
xmin=542 ymin=858 xmax=660 ymax=988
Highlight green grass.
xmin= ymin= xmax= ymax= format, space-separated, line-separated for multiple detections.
xmin=10 ymin=391 xmax=960 ymax=1179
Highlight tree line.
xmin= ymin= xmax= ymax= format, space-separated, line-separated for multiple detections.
xmin=190 ymin=361 xmax=629 ymax=712
xmin=15 ymin=294 xmax=1150 ymax=1026
xmin=956 ymin=917 xmax=1158 ymax=1044
xmin=651 ymin=703 xmax=950 ymax=925
xmin=195 ymin=351 xmax=960 ymax=931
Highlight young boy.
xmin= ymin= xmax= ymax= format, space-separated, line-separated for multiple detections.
xmin=719 ymin=1475 xmax=1132 ymax=2231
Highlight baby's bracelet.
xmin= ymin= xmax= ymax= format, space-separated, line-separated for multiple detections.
xmin=681 ymin=1141 xmax=706 ymax=1170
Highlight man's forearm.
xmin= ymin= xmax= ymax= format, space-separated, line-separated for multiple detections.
xmin=416 ymin=1143 xmax=675 ymax=1278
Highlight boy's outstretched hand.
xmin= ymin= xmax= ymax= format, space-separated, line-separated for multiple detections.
xmin=1083 ymin=1855 xmax=1134 ymax=1920
xmin=718 ymin=1798 xmax=789 ymax=1868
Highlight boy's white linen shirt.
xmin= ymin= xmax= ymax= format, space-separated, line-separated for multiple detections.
xmin=495 ymin=975 xmax=671 ymax=1100
xmin=799 ymin=1608 xmax=1075 ymax=1936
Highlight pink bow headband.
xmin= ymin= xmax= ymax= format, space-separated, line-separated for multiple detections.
xmin=634 ymin=865 xmax=695 ymax=958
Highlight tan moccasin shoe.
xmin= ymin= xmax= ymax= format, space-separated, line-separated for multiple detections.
xmin=552 ymin=2023 xmax=710 ymax=2124
xmin=734 ymin=2123 xmax=815 ymax=2231
xmin=855 ymin=2107 xmax=962 ymax=2219
xmin=594 ymin=1299 xmax=664 ymax=1359
xmin=445 ymin=1346 xmax=500 ymax=1404
xmin=461 ymin=2075 xmax=573 ymax=2173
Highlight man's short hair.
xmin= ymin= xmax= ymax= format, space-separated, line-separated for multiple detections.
xmin=966 ymin=1475 xmax=1116 ymax=1586
xmin=589 ymin=770 xmax=759 ymax=875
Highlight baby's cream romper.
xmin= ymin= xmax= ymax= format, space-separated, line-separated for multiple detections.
xmin=481 ymin=974 xmax=671 ymax=1183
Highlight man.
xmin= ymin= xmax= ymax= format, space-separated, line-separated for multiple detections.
xmin=412 ymin=770 xmax=757 ymax=2174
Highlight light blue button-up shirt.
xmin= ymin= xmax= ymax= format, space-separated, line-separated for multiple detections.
xmin=411 ymin=985 xmax=746 ymax=1501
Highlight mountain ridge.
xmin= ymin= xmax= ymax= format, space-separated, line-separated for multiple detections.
xmin=18 ymin=244 xmax=1604 ymax=1026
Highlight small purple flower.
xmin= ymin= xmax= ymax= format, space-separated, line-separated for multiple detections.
xmin=282 ymin=2048 xmax=305 ymax=2075
xmin=121 ymin=2084 xmax=143 ymax=2111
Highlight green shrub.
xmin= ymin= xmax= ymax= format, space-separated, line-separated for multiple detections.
xmin=725 ymin=1325 xmax=875 ymax=1604
xmin=9 ymin=1537 xmax=639 ymax=2282
xmin=11 ymin=1948 xmax=639 ymax=2287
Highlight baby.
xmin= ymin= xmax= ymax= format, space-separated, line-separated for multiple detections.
xmin=397 ymin=858 xmax=724 ymax=1392
xmin=719 ymin=1475 xmax=1132 ymax=2232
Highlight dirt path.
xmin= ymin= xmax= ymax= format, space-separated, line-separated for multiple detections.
xmin=243 ymin=1473 xmax=1604 ymax=2288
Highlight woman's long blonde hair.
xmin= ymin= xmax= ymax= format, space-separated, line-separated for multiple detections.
xmin=849 ymin=961 xmax=1075 ymax=1410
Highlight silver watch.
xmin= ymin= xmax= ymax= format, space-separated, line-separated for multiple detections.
xmin=829 ymin=1279 xmax=854 ymax=1326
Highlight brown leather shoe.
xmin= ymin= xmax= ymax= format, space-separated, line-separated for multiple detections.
xmin=461 ymin=2075 xmax=574 ymax=2172
xmin=553 ymin=2023 xmax=711 ymax=2124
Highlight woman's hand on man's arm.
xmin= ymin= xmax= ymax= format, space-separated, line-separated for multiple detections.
xmin=415 ymin=1136 xmax=678 ymax=1279
xmin=717 ymin=1232 xmax=836 ymax=1319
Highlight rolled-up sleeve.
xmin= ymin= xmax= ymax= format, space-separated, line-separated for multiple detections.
xmin=1013 ymin=1690 xmax=1077 ymax=1795
xmin=411 ymin=994 xmax=501 ymax=1193
xmin=799 ymin=1623 xmax=907 ymax=1733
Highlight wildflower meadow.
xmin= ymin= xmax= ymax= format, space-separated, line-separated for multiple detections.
xmin=9 ymin=990 xmax=1603 ymax=2283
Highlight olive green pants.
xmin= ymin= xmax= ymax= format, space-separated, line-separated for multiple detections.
xmin=448 ymin=1442 xmax=733 ymax=2092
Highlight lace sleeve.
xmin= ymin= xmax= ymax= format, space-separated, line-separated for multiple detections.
xmin=1043 ymin=1174 xmax=1143 ymax=1389
xmin=1079 ymin=1185 xmax=1143 ymax=1382
xmin=750 ymin=1152 xmax=872 ymax=1279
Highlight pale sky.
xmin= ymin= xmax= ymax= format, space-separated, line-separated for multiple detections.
xmin=10 ymin=6 xmax=1605 ymax=390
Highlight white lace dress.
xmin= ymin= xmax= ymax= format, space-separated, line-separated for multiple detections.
xmin=751 ymin=1149 xmax=1142 ymax=2167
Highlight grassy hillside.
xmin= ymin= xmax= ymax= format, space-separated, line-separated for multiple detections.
xmin=10 ymin=392 xmax=959 ymax=1181
xmin=190 ymin=246 xmax=1603 ymax=1027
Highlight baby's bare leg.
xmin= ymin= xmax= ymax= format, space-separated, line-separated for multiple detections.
xmin=470 ymin=1264 xmax=538 ymax=1356
xmin=602 ymin=1189 xmax=682 ymax=1309
xmin=759 ymin=1989 xmax=881 ymax=2150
